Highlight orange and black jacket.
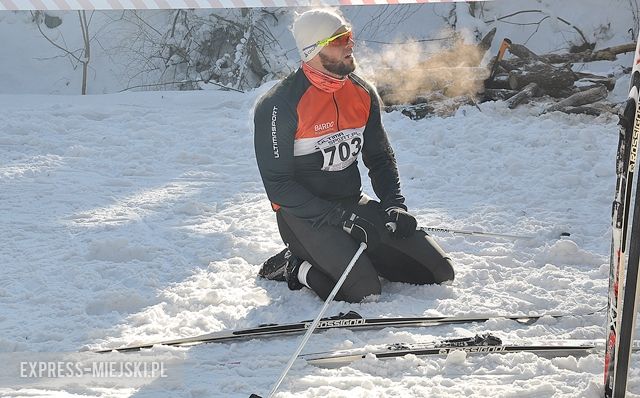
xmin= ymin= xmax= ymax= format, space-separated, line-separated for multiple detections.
xmin=253 ymin=67 xmax=405 ymax=225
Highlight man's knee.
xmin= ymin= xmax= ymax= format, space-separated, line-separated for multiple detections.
xmin=340 ymin=276 xmax=381 ymax=303
xmin=433 ymin=257 xmax=455 ymax=284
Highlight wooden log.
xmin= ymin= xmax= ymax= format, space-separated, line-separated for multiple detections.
xmin=508 ymin=43 xmax=541 ymax=60
xmin=560 ymin=106 xmax=604 ymax=116
xmin=498 ymin=59 xmax=528 ymax=71
xmin=574 ymin=72 xmax=617 ymax=91
xmin=554 ymin=83 xmax=609 ymax=99
xmin=539 ymin=42 xmax=636 ymax=64
xmin=486 ymin=74 xmax=512 ymax=90
xmin=478 ymin=27 xmax=497 ymax=53
xmin=573 ymin=83 xmax=607 ymax=92
xmin=508 ymin=63 xmax=576 ymax=97
xmin=391 ymin=94 xmax=478 ymax=119
xmin=543 ymin=85 xmax=609 ymax=113
xmin=400 ymin=103 xmax=436 ymax=120
xmin=483 ymin=88 xmax=519 ymax=101
xmin=554 ymin=83 xmax=606 ymax=99
xmin=550 ymin=102 xmax=616 ymax=116
xmin=505 ymin=82 xmax=541 ymax=109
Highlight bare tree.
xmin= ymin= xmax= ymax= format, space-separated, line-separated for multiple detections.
xmin=112 ymin=9 xmax=289 ymax=92
xmin=483 ymin=9 xmax=591 ymax=51
xmin=468 ymin=2 xmax=486 ymax=19
xmin=32 ymin=11 xmax=93 ymax=94
xmin=628 ymin=0 xmax=640 ymax=41
xmin=78 ymin=11 xmax=90 ymax=94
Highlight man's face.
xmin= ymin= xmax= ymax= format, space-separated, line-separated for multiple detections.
xmin=318 ymin=27 xmax=356 ymax=77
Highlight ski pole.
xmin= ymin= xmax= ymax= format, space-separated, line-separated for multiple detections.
xmin=386 ymin=222 xmax=569 ymax=240
xmin=420 ymin=226 xmax=535 ymax=240
xmin=386 ymin=222 xmax=532 ymax=240
xmin=253 ymin=242 xmax=367 ymax=398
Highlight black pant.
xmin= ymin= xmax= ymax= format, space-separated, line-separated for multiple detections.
xmin=276 ymin=195 xmax=454 ymax=303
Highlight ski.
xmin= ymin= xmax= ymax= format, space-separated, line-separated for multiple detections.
xmin=604 ymin=33 xmax=640 ymax=398
xmin=304 ymin=334 xmax=640 ymax=368
xmin=614 ymin=163 xmax=640 ymax=397
xmin=96 ymin=309 xmax=601 ymax=353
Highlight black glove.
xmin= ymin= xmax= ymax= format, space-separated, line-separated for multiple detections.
xmin=326 ymin=206 xmax=380 ymax=249
xmin=384 ymin=207 xmax=417 ymax=239
xmin=341 ymin=212 xmax=381 ymax=249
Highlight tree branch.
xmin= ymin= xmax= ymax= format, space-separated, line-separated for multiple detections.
xmin=119 ymin=79 xmax=244 ymax=93
xmin=486 ymin=9 xmax=589 ymax=44
xmin=31 ymin=11 xmax=82 ymax=63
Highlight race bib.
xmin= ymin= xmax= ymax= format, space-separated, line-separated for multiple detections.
xmin=317 ymin=129 xmax=364 ymax=171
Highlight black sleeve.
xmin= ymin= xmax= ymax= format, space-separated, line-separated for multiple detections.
xmin=360 ymin=84 xmax=407 ymax=211
xmin=254 ymin=94 xmax=336 ymax=224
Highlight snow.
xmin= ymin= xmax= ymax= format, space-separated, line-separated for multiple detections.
xmin=1 ymin=1 xmax=640 ymax=397
xmin=1 ymin=86 xmax=637 ymax=397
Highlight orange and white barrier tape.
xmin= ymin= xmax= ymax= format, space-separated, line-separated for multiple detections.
xmin=0 ymin=0 xmax=490 ymax=10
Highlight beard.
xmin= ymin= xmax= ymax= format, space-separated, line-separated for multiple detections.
xmin=319 ymin=52 xmax=356 ymax=77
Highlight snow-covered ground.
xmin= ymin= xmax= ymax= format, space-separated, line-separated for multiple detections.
xmin=2 ymin=0 xmax=640 ymax=397
xmin=0 ymin=86 xmax=637 ymax=397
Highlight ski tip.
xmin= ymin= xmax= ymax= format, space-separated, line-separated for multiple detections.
xmin=560 ymin=232 xmax=571 ymax=237
xmin=249 ymin=394 xmax=263 ymax=398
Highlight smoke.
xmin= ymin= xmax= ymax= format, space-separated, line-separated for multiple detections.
xmin=357 ymin=29 xmax=490 ymax=105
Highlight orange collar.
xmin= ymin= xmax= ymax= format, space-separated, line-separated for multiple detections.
xmin=302 ymin=62 xmax=347 ymax=93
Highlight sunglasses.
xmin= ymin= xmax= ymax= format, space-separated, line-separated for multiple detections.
xmin=302 ymin=30 xmax=353 ymax=58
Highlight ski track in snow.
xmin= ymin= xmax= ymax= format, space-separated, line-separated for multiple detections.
xmin=0 ymin=87 xmax=639 ymax=398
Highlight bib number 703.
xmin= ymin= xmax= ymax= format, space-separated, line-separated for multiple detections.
xmin=322 ymin=136 xmax=362 ymax=171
